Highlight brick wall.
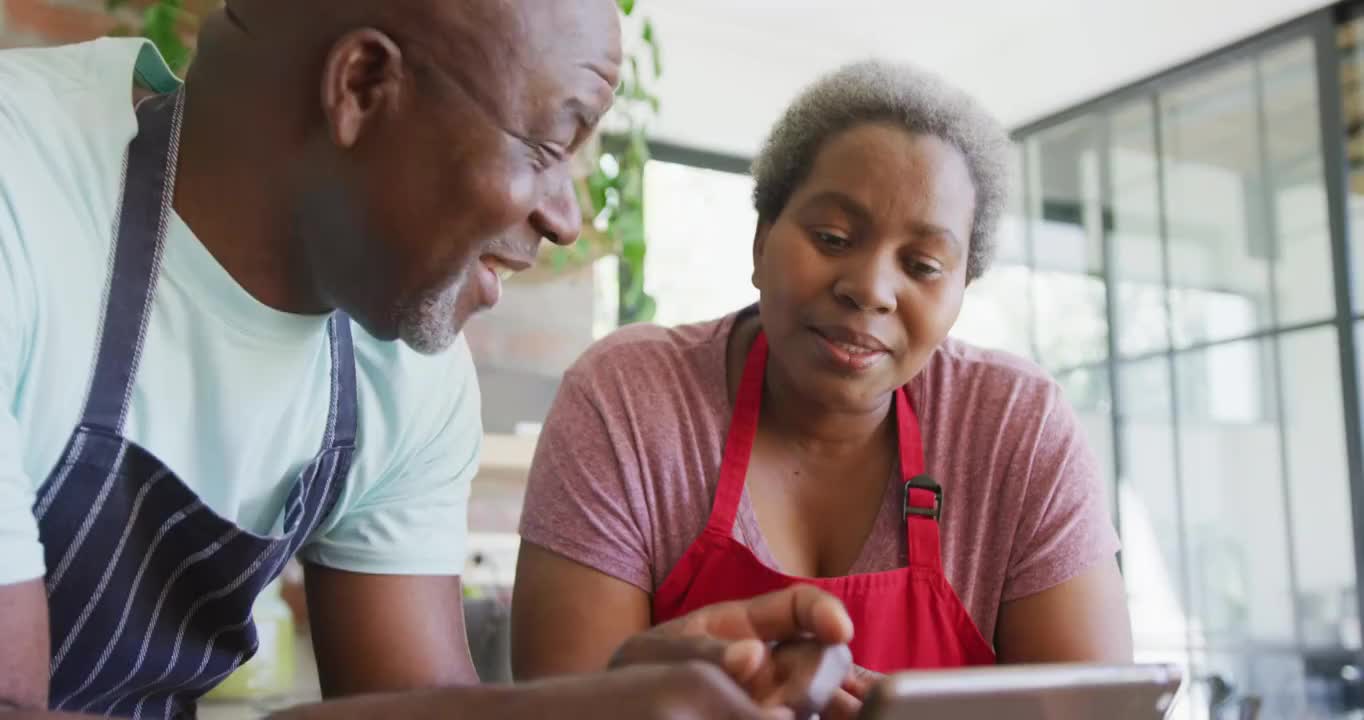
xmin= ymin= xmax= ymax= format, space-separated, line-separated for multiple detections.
xmin=465 ymin=263 xmax=606 ymax=434
xmin=0 ymin=0 xmax=119 ymax=48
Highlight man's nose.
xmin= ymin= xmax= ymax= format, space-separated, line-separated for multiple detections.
xmin=531 ymin=169 xmax=583 ymax=247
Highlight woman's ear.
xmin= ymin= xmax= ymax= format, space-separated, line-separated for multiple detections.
xmin=752 ymin=221 xmax=772 ymax=290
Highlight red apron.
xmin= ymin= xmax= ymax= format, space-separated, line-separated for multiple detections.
xmin=652 ymin=332 xmax=996 ymax=672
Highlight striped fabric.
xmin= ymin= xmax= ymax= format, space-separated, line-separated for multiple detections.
xmin=33 ymin=91 xmax=356 ymax=719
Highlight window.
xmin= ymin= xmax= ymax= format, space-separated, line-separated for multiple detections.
xmin=1028 ymin=120 xmax=1110 ymax=372
xmin=952 ymin=144 xmax=1035 ymax=359
xmin=643 ymin=161 xmax=758 ymax=327
xmin=1009 ymin=16 xmax=1361 ymax=717
xmin=1108 ymin=100 xmax=1171 ymax=356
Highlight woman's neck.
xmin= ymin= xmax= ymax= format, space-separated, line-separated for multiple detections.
xmin=727 ymin=313 xmax=896 ymax=460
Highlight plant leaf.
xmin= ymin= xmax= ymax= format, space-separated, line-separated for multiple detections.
xmin=142 ymin=2 xmax=191 ymax=72
xmin=587 ymin=167 xmax=613 ymax=213
xmin=643 ymin=20 xmax=662 ymax=78
xmin=635 ymin=294 xmax=657 ymax=323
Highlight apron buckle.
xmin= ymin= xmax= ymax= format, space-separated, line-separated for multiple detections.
xmin=903 ymin=475 xmax=942 ymax=521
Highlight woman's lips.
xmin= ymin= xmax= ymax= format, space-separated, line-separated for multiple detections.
xmin=809 ymin=326 xmax=890 ymax=372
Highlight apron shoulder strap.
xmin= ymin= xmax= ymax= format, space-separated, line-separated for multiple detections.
xmin=707 ymin=330 xmax=768 ymax=534
xmin=897 ymin=386 xmax=944 ymax=571
xmin=79 ymin=90 xmax=184 ymax=433
xmin=321 ymin=313 xmax=358 ymax=450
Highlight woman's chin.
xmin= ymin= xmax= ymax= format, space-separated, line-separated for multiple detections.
xmin=798 ymin=376 xmax=899 ymax=416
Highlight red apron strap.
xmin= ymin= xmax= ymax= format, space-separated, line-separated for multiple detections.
xmin=708 ymin=330 xmax=768 ymax=534
xmin=896 ymin=386 xmax=943 ymax=571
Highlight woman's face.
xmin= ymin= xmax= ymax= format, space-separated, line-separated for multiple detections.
xmin=753 ymin=122 xmax=976 ymax=414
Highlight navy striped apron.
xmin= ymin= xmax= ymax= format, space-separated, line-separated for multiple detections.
xmin=32 ymin=90 xmax=356 ymax=718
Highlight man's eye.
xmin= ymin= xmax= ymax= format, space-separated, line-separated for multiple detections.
xmin=522 ymin=139 xmax=563 ymax=170
xmin=540 ymin=143 xmax=568 ymax=165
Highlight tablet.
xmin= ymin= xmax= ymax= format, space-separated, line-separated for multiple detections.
xmin=861 ymin=663 xmax=1184 ymax=720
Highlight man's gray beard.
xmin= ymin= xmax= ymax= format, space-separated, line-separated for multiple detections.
xmin=397 ymin=277 xmax=463 ymax=356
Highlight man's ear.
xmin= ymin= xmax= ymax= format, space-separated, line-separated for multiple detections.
xmin=320 ymin=28 xmax=405 ymax=149
xmin=752 ymin=220 xmax=772 ymax=290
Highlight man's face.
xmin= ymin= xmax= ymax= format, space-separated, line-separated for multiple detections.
xmin=301 ymin=0 xmax=622 ymax=354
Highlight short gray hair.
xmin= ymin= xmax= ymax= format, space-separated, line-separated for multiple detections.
xmin=752 ymin=60 xmax=1011 ymax=282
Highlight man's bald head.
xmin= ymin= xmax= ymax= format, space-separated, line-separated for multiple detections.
xmin=187 ymin=0 xmax=621 ymax=353
xmin=218 ymin=0 xmax=619 ymax=122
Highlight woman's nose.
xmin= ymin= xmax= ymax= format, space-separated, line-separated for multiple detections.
xmin=833 ymin=252 xmax=899 ymax=314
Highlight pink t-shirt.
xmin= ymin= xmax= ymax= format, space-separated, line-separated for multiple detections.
xmin=520 ymin=311 xmax=1120 ymax=644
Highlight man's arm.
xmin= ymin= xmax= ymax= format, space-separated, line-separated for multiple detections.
xmin=305 ymin=566 xmax=477 ymax=695
xmin=0 ymin=580 xmax=49 ymax=712
xmin=0 ymin=570 xmax=477 ymax=717
xmin=0 ymin=664 xmax=787 ymax=720
xmin=2 ymin=586 xmax=853 ymax=719
xmin=0 ymin=111 xmax=51 ymax=710
xmin=267 ymin=663 xmax=794 ymax=720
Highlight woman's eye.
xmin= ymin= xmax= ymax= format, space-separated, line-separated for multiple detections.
xmin=908 ymin=260 xmax=943 ymax=278
xmin=814 ymin=231 xmax=852 ymax=250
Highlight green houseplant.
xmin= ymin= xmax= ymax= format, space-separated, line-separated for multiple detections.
xmin=559 ymin=0 xmax=662 ymax=325
xmin=105 ymin=0 xmax=198 ymax=73
xmin=111 ymin=0 xmax=663 ymax=326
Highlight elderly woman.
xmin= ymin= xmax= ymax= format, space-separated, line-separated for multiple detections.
xmin=512 ymin=60 xmax=1133 ymax=683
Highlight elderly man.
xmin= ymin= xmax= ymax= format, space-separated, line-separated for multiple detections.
xmin=0 ymin=1 xmax=852 ymax=717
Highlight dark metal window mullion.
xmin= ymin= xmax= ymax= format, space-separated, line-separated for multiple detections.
xmin=1313 ymin=5 xmax=1364 ymax=669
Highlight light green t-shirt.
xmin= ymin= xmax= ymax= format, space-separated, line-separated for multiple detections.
xmin=0 ymin=38 xmax=481 ymax=585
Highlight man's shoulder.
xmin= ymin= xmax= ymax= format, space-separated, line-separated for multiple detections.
xmin=0 ymin=40 xmax=104 ymax=96
xmin=0 ymin=40 xmax=162 ymax=376
xmin=0 ymin=38 xmax=148 ymax=141
xmin=0 ymin=39 xmax=155 ymax=255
